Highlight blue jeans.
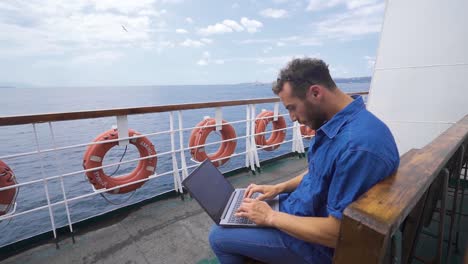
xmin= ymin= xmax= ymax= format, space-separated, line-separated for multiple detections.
xmin=209 ymin=225 xmax=309 ymax=264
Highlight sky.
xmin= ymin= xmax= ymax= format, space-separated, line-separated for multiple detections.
xmin=0 ymin=0 xmax=385 ymax=87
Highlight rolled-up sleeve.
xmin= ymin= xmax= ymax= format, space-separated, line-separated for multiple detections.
xmin=327 ymin=149 xmax=394 ymax=219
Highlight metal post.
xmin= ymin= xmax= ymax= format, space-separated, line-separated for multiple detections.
xmin=48 ymin=122 xmax=74 ymax=242
xmin=178 ymin=111 xmax=188 ymax=180
xmin=250 ymin=104 xmax=260 ymax=169
xmin=169 ymin=112 xmax=182 ymax=195
xmin=215 ymin=107 xmax=222 ymax=131
xmin=116 ymin=115 xmax=129 ymax=146
xmin=32 ymin=124 xmax=58 ymax=247
xmin=245 ymin=105 xmax=252 ymax=170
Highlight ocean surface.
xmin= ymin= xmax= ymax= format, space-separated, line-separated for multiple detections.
xmin=0 ymin=82 xmax=370 ymax=246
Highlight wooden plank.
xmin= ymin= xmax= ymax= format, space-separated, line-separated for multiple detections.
xmin=344 ymin=115 xmax=468 ymax=235
xmin=334 ymin=150 xmax=420 ymax=264
xmin=0 ymin=92 xmax=368 ymax=127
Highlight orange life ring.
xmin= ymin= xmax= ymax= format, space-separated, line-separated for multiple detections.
xmin=0 ymin=160 xmax=18 ymax=216
xmin=83 ymin=128 xmax=157 ymax=194
xmin=189 ymin=118 xmax=237 ymax=167
xmin=300 ymin=125 xmax=316 ymax=138
xmin=255 ymin=111 xmax=287 ymax=151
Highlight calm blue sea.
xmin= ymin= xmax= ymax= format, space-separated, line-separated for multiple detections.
xmin=0 ymin=82 xmax=369 ymax=246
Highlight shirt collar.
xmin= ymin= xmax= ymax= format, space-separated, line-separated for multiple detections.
xmin=318 ymin=95 xmax=365 ymax=139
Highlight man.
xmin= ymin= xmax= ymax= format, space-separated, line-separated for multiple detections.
xmin=209 ymin=58 xmax=400 ymax=264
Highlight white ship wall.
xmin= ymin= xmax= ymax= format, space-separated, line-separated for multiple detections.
xmin=368 ymin=0 xmax=468 ymax=155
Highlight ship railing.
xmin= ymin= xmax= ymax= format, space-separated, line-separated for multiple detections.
xmin=334 ymin=114 xmax=468 ymax=263
xmin=0 ymin=92 xmax=368 ymax=246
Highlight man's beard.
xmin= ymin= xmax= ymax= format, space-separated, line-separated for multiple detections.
xmin=304 ymin=100 xmax=326 ymax=130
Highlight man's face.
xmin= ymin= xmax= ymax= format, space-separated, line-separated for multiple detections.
xmin=278 ymin=82 xmax=326 ymax=130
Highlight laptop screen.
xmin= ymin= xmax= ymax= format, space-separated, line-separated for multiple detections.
xmin=182 ymin=160 xmax=235 ymax=223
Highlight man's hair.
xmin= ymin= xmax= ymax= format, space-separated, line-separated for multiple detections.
xmin=272 ymin=58 xmax=337 ymax=97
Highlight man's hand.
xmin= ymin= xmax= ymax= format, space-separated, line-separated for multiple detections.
xmin=235 ymin=198 xmax=276 ymax=226
xmin=244 ymin=183 xmax=280 ymax=200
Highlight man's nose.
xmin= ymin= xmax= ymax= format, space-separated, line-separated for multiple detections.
xmin=289 ymin=112 xmax=296 ymax=122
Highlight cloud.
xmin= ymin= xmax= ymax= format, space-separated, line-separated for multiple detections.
xmin=176 ymin=28 xmax=188 ymax=34
xmin=198 ymin=17 xmax=262 ymax=35
xmin=256 ymin=55 xmax=298 ymax=65
xmin=198 ymin=23 xmax=234 ymax=35
xmin=222 ymin=20 xmax=244 ymax=32
xmin=94 ymin=0 xmax=157 ymax=14
xmin=306 ymin=0 xmax=343 ymax=11
xmin=71 ymin=50 xmax=124 ymax=64
xmin=276 ymin=42 xmax=285 ymax=47
xmin=259 ymin=8 xmax=288 ymax=18
xmin=364 ymin=56 xmax=375 ymax=69
xmin=197 ymin=52 xmax=210 ymax=66
xmin=263 ymin=46 xmax=273 ymax=53
xmin=329 ymin=65 xmax=350 ymax=76
xmin=197 ymin=59 xmax=208 ymax=66
xmin=200 ymin=38 xmax=213 ymax=44
xmin=218 ymin=54 xmax=319 ymax=66
xmin=196 ymin=51 xmax=224 ymax=66
xmin=138 ymin=9 xmax=166 ymax=17
xmin=0 ymin=0 xmax=167 ymax=58
xmin=239 ymin=36 xmax=321 ymax=46
xmin=240 ymin=17 xmax=263 ymax=33
xmin=185 ymin=17 xmax=194 ymax=24
xmin=180 ymin=38 xmax=205 ymax=47
xmin=314 ymin=2 xmax=385 ymax=39
xmin=306 ymin=0 xmax=381 ymax=11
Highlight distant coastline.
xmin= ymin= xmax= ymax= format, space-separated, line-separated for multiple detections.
xmin=334 ymin=76 xmax=371 ymax=83
xmin=240 ymin=76 xmax=371 ymax=86
xmin=0 ymin=77 xmax=371 ymax=89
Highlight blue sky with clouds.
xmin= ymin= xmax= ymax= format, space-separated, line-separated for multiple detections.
xmin=0 ymin=0 xmax=385 ymax=86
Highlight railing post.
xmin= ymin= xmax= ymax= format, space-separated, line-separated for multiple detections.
xmin=116 ymin=115 xmax=129 ymax=146
xmin=32 ymin=123 xmax=58 ymax=247
xmin=48 ymin=122 xmax=74 ymax=242
xmin=215 ymin=107 xmax=222 ymax=131
xmin=178 ymin=111 xmax=188 ymax=180
xmin=169 ymin=112 xmax=183 ymax=196
xmin=245 ymin=105 xmax=254 ymax=171
xmin=250 ymin=104 xmax=260 ymax=169
xmin=273 ymin=102 xmax=280 ymax=122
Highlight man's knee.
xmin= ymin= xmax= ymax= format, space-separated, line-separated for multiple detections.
xmin=208 ymin=224 xmax=223 ymax=251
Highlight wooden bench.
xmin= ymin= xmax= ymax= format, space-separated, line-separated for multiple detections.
xmin=334 ymin=114 xmax=468 ymax=263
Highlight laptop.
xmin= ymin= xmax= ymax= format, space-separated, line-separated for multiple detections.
xmin=182 ymin=159 xmax=280 ymax=227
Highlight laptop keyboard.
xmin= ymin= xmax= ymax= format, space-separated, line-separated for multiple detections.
xmin=227 ymin=190 xmax=260 ymax=225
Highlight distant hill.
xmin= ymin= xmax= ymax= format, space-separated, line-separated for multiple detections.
xmin=0 ymin=82 xmax=35 ymax=88
xmin=240 ymin=77 xmax=371 ymax=86
xmin=334 ymin=77 xmax=371 ymax=83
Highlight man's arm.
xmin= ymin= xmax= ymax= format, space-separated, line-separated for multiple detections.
xmin=236 ymin=199 xmax=341 ymax=248
xmin=269 ymin=212 xmax=340 ymax=248
xmin=244 ymin=170 xmax=307 ymax=199
xmin=275 ymin=170 xmax=307 ymax=193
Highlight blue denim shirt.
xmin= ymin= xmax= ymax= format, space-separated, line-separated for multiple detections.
xmin=279 ymin=95 xmax=400 ymax=264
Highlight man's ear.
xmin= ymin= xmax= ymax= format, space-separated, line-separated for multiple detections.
xmin=306 ymin=85 xmax=321 ymax=100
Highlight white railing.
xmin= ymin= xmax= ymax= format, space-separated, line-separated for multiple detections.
xmin=0 ymin=94 xmax=367 ymax=246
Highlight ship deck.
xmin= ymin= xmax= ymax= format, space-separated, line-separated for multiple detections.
xmin=1 ymin=155 xmax=467 ymax=264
